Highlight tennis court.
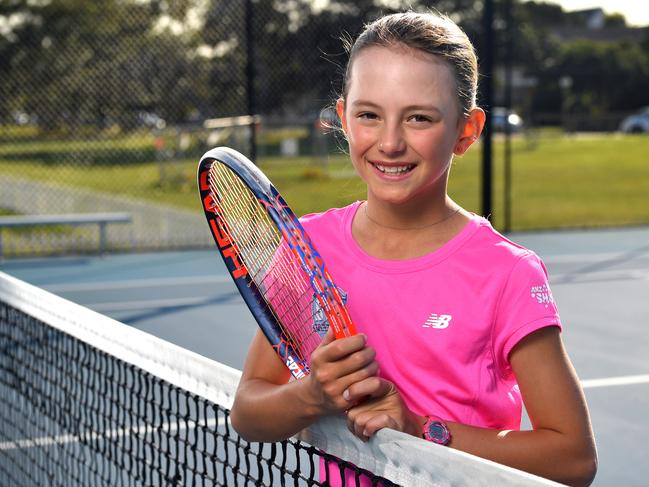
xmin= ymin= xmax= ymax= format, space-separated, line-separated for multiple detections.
xmin=1 ymin=224 xmax=648 ymax=485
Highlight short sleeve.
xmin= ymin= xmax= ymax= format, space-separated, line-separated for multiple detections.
xmin=492 ymin=252 xmax=561 ymax=375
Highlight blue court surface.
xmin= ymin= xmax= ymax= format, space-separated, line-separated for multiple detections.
xmin=2 ymin=225 xmax=648 ymax=486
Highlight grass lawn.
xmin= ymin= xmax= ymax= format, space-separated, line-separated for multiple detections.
xmin=0 ymin=131 xmax=647 ymax=232
xmin=490 ymin=133 xmax=649 ymax=229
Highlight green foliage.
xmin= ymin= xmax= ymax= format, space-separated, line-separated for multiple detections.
xmin=0 ymin=132 xmax=648 ymax=231
xmin=547 ymin=40 xmax=649 ymax=114
xmin=0 ymin=0 xmax=646 ymax=132
xmin=605 ymin=13 xmax=627 ymax=28
xmin=0 ymin=0 xmax=212 ymax=129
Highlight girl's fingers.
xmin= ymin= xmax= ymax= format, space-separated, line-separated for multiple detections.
xmin=360 ymin=414 xmax=397 ymax=438
xmin=311 ymin=353 xmax=378 ymax=407
xmin=347 ymin=410 xmax=396 ymax=441
xmin=315 ymin=332 xmax=368 ymax=362
xmin=306 ymin=331 xmax=379 ymax=412
xmin=311 ymin=340 xmax=375 ymax=383
xmin=344 ymin=376 xmax=394 ymax=403
xmin=318 ymin=326 xmax=336 ymax=347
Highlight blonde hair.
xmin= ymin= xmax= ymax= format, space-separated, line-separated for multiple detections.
xmin=342 ymin=12 xmax=479 ymax=116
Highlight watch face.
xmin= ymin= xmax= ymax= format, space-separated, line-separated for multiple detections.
xmin=426 ymin=420 xmax=450 ymax=445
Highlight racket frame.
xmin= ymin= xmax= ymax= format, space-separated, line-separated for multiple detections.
xmin=198 ymin=147 xmax=355 ymax=380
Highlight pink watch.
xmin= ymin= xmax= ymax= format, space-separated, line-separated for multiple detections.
xmin=422 ymin=416 xmax=451 ymax=446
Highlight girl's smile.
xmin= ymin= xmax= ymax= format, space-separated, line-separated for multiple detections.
xmin=368 ymin=160 xmax=416 ymax=178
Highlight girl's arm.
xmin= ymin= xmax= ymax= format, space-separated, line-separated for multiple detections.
xmin=230 ymin=328 xmax=380 ymax=442
xmin=345 ymin=327 xmax=598 ymax=487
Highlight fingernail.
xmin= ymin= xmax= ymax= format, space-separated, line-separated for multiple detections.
xmin=343 ymin=389 xmax=350 ymax=401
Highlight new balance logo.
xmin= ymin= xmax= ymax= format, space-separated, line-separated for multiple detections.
xmin=422 ymin=314 xmax=452 ymax=329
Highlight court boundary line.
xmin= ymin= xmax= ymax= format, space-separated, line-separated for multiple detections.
xmin=581 ymin=374 xmax=649 ymax=389
xmin=42 ymin=275 xmax=233 ymax=292
xmin=0 ymin=417 xmax=225 ymax=452
xmin=85 ymin=294 xmax=240 ymax=312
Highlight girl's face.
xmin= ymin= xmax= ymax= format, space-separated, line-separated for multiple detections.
xmin=337 ymin=45 xmax=481 ymax=208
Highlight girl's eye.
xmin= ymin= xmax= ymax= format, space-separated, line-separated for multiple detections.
xmin=358 ymin=112 xmax=378 ymax=120
xmin=409 ymin=114 xmax=433 ymax=123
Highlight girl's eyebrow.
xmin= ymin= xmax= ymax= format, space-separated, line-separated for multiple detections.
xmin=350 ymin=100 xmax=380 ymax=109
xmin=351 ymin=100 xmax=442 ymax=114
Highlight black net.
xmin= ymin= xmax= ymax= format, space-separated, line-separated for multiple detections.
xmin=0 ymin=285 xmax=398 ymax=486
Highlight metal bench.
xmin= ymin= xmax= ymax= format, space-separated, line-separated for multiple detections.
xmin=0 ymin=213 xmax=132 ymax=258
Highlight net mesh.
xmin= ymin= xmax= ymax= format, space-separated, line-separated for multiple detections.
xmin=0 ymin=271 xmax=560 ymax=487
xmin=0 ymin=272 xmax=396 ymax=486
xmin=207 ymin=161 xmax=322 ymax=364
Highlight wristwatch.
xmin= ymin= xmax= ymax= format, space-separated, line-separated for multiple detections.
xmin=422 ymin=416 xmax=452 ymax=446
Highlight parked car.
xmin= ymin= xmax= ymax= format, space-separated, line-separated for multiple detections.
xmin=490 ymin=107 xmax=524 ymax=133
xmin=137 ymin=111 xmax=166 ymax=130
xmin=619 ymin=107 xmax=649 ymax=133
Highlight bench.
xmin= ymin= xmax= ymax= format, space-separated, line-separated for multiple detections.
xmin=0 ymin=213 xmax=132 ymax=258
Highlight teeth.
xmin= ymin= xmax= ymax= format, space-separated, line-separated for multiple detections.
xmin=374 ymin=163 xmax=413 ymax=175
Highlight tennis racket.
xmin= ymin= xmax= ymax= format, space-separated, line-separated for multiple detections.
xmin=197 ymin=147 xmax=356 ymax=380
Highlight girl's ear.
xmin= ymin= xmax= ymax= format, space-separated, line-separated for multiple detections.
xmin=336 ymin=98 xmax=348 ymax=133
xmin=454 ymin=107 xmax=485 ymax=155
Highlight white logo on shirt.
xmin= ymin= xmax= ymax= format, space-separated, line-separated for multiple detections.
xmin=530 ymin=284 xmax=554 ymax=308
xmin=422 ymin=314 xmax=452 ymax=329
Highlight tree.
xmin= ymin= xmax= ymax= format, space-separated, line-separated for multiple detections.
xmin=557 ymin=40 xmax=649 ymax=113
xmin=0 ymin=0 xmax=208 ymax=131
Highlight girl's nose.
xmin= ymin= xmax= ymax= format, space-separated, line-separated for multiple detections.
xmin=378 ymin=124 xmax=406 ymax=155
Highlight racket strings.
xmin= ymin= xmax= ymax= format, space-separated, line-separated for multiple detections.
xmin=209 ymin=167 xmax=286 ymax=287
xmin=209 ymin=165 xmax=279 ymax=274
xmin=209 ymin=166 xmax=319 ymax=355
xmin=208 ymin=162 xmax=322 ymax=359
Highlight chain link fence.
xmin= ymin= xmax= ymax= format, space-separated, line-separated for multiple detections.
xmin=1 ymin=1 xmax=648 ymax=257
xmin=0 ymin=0 xmax=343 ymax=257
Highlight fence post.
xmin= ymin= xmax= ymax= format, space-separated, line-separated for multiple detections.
xmin=481 ymin=0 xmax=494 ymax=221
xmin=245 ymin=0 xmax=257 ymax=163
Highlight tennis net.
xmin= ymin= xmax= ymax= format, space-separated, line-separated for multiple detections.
xmin=0 ymin=270 xmax=559 ymax=486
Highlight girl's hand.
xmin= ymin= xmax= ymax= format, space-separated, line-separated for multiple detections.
xmin=344 ymin=380 xmax=424 ymax=442
xmin=304 ymin=328 xmax=379 ymax=415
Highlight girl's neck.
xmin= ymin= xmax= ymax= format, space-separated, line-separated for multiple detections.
xmin=363 ymin=193 xmax=459 ymax=231
xmin=352 ymin=197 xmax=470 ymax=260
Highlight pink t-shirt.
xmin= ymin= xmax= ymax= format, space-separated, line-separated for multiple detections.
xmin=300 ymin=201 xmax=561 ymax=431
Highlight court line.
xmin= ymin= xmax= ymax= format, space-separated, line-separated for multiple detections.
xmin=43 ymin=275 xmax=233 ymax=292
xmin=86 ymin=295 xmax=239 ymax=312
xmin=581 ymin=374 xmax=649 ymax=389
xmin=550 ymin=268 xmax=649 ymax=284
xmin=0 ymin=417 xmax=227 ymax=451
xmin=545 ymin=252 xmax=648 ymax=263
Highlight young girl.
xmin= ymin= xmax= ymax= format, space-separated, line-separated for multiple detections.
xmin=230 ymin=11 xmax=597 ymax=486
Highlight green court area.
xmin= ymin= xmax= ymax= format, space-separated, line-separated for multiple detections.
xmin=1 ymin=131 xmax=648 ymax=231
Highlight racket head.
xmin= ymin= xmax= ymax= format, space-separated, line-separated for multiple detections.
xmin=197 ymin=147 xmax=355 ymax=379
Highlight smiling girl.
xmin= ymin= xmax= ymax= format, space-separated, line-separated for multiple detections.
xmin=230 ymin=11 xmax=597 ymax=486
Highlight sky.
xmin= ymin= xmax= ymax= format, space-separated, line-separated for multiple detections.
xmin=542 ymin=1 xmax=649 ymax=26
